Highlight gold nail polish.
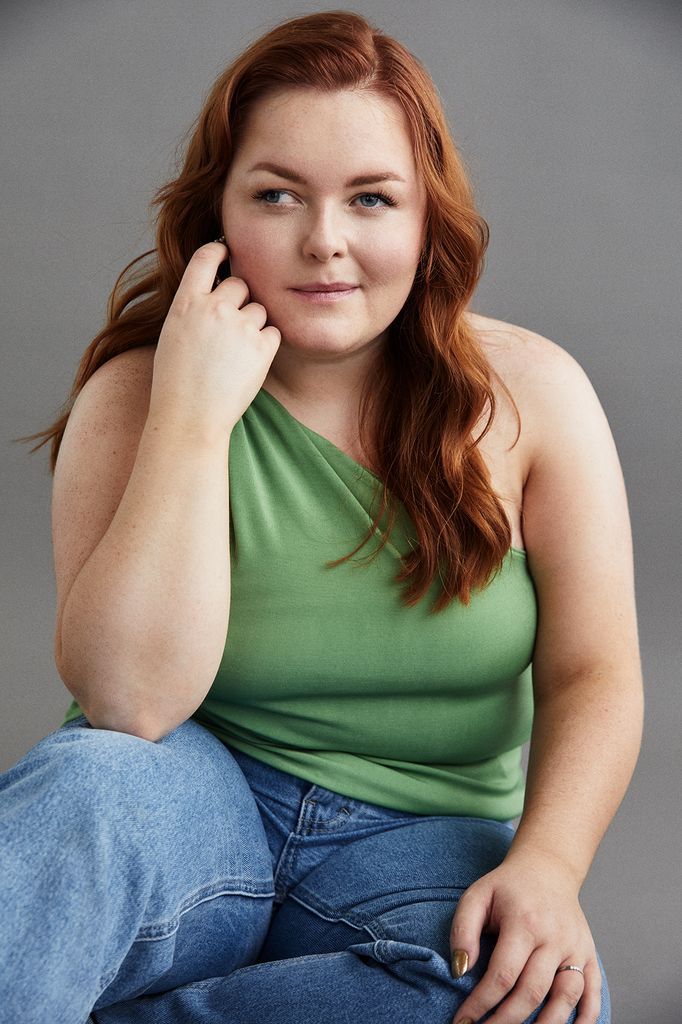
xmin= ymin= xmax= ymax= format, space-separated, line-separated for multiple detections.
xmin=451 ymin=948 xmax=469 ymax=978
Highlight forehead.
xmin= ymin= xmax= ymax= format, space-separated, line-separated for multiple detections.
xmin=231 ymin=87 xmax=420 ymax=183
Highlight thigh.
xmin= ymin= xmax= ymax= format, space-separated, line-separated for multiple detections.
xmin=87 ymin=802 xmax=610 ymax=1024
xmin=258 ymin=814 xmax=512 ymax=963
xmin=1 ymin=715 xmax=276 ymax=1014
xmin=258 ymin=815 xmax=611 ymax=1023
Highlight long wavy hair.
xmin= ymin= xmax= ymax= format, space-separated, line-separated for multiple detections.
xmin=15 ymin=8 xmax=521 ymax=613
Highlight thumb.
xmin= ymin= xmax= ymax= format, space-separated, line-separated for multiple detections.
xmin=449 ymin=881 xmax=490 ymax=979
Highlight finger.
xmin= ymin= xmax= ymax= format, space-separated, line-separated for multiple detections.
xmin=513 ymin=952 xmax=584 ymax=1024
xmin=177 ymin=240 xmax=232 ymax=297
xmin=453 ymin=929 xmax=535 ymax=1023
xmin=449 ymin=885 xmax=489 ymax=979
xmin=574 ymin=958 xmax=602 ymax=1024
xmin=240 ymin=299 xmax=270 ymax=327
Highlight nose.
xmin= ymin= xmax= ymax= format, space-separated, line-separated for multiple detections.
xmin=300 ymin=203 xmax=348 ymax=262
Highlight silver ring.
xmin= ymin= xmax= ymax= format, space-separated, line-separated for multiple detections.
xmin=556 ymin=964 xmax=585 ymax=977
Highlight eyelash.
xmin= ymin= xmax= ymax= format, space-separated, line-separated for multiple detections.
xmin=250 ymin=188 xmax=398 ymax=209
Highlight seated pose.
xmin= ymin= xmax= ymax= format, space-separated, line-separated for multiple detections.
xmin=3 ymin=10 xmax=643 ymax=1024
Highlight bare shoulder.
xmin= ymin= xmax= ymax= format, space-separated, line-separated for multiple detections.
xmin=466 ymin=310 xmax=580 ymax=385
xmin=73 ymin=344 xmax=156 ymax=415
xmin=464 ymin=311 xmax=595 ymax=463
xmin=57 ymin=344 xmax=158 ymax=460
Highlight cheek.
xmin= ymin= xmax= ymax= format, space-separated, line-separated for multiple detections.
xmin=229 ymin=225 xmax=290 ymax=278
xmin=222 ymin=200 xmax=276 ymax=254
xmin=371 ymin=252 xmax=420 ymax=294
xmin=369 ymin=226 xmax=422 ymax=278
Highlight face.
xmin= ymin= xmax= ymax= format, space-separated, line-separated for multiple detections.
xmin=219 ymin=87 xmax=428 ymax=371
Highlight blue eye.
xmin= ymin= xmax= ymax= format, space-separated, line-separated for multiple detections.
xmin=251 ymin=189 xmax=397 ymax=208
xmin=252 ymin=189 xmax=288 ymax=205
xmin=357 ymin=191 xmax=397 ymax=208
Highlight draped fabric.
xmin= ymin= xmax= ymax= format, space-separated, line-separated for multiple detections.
xmin=63 ymin=387 xmax=537 ymax=819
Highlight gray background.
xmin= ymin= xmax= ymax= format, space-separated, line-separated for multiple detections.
xmin=1 ymin=1 xmax=679 ymax=1020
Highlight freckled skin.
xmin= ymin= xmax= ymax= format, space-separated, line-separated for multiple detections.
xmin=219 ymin=87 xmax=428 ymax=399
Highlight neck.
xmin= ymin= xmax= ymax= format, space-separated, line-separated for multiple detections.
xmin=262 ymin=334 xmax=385 ymax=416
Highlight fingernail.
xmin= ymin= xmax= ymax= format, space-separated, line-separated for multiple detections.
xmin=451 ymin=949 xmax=469 ymax=978
xmin=455 ymin=1019 xmax=473 ymax=1024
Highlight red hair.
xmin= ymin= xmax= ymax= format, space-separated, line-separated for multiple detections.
xmin=15 ymin=9 xmax=520 ymax=612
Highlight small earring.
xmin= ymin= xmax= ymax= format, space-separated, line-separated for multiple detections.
xmin=214 ymin=234 xmax=226 ymax=244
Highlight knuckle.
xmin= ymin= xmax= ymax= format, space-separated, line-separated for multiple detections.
xmin=450 ymin=888 xmax=473 ymax=913
xmin=212 ymin=294 xmax=235 ymax=314
xmin=526 ymin=981 xmax=550 ymax=1006
xmin=219 ymin=280 xmax=244 ymax=299
xmin=491 ymin=965 xmax=518 ymax=991
xmin=557 ymin=984 xmax=582 ymax=1009
xmin=455 ymin=884 xmax=478 ymax=909
xmin=195 ymin=244 xmax=215 ymax=259
xmin=518 ymin=910 xmax=543 ymax=935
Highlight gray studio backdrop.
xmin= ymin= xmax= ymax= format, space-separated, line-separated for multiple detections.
xmin=1 ymin=2 xmax=680 ymax=1021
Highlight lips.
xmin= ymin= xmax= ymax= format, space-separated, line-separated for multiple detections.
xmin=293 ymin=283 xmax=357 ymax=292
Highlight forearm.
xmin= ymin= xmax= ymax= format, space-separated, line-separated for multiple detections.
xmin=506 ymin=666 xmax=644 ymax=888
xmin=58 ymin=414 xmax=232 ymax=740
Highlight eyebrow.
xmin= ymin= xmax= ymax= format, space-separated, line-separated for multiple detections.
xmin=246 ymin=161 xmax=407 ymax=186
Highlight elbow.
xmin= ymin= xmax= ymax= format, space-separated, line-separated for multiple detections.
xmin=79 ymin=705 xmax=179 ymax=744
xmin=56 ymin=662 xmax=182 ymax=744
xmin=55 ymin=642 xmax=206 ymax=742
xmin=97 ymin=722 xmax=172 ymax=744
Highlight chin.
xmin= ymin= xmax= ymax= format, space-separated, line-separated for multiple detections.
xmin=279 ymin=321 xmax=366 ymax=348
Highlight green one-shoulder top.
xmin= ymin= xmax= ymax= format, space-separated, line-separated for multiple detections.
xmin=64 ymin=386 xmax=537 ymax=819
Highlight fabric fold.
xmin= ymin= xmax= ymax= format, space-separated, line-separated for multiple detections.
xmin=63 ymin=386 xmax=538 ymax=820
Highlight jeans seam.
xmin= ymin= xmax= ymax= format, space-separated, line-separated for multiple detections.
xmin=285 ymin=891 xmax=385 ymax=940
xmin=307 ymin=808 xmax=352 ymax=832
xmin=92 ymin=884 xmax=276 ymax=997
xmin=287 ymin=886 xmax=459 ymax=933
xmin=134 ymin=881 xmax=275 ymax=941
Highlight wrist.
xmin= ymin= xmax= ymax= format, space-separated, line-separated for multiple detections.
xmin=144 ymin=408 xmax=234 ymax=449
xmin=503 ymin=834 xmax=587 ymax=893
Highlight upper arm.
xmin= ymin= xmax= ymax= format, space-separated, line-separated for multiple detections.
xmin=519 ymin=333 xmax=642 ymax=693
xmin=51 ymin=345 xmax=156 ymax=670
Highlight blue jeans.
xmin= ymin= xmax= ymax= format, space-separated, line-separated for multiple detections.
xmin=0 ymin=714 xmax=610 ymax=1023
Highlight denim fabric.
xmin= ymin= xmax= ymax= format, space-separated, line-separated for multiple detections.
xmin=0 ymin=715 xmax=610 ymax=1023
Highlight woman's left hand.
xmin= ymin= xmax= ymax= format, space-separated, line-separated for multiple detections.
xmin=449 ymin=850 xmax=602 ymax=1024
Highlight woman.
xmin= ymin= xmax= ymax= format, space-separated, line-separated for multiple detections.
xmin=4 ymin=10 xmax=642 ymax=1024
